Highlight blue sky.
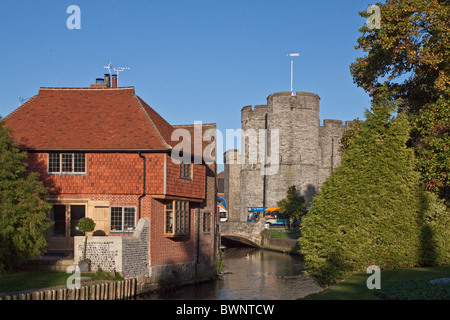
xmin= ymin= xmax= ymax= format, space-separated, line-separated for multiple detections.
xmin=0 ymin=0 xmax=376 ymax=169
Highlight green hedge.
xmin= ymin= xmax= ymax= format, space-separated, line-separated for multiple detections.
xmin=299 ymin=105 xmax=450 ymax=288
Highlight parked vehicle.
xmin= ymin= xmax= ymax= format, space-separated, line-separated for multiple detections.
xmin=217 ymin=197 xmax=228 ymax=222
xmin=247 ymin=206 xmax=300 ymax=227
xmin=247 ymin=207 xmax=280 ymax=222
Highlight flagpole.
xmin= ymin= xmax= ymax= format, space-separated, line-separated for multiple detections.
xmin=291 ymin=57 xmax=294 ymax=95
xmin=288 ymin=53 xmax=300 ymax=96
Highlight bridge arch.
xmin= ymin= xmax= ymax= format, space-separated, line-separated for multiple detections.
xmin=221 ymin=234 xmax=260 ymax=247
xmin=218 ymin=219 xmax=266 ymax=248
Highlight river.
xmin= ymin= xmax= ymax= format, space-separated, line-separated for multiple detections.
xmin=137 ymin=248 xmax=323 ymax=300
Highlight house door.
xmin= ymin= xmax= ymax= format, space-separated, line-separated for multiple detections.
xmin=68 ymin=205 xmax=86 ymax=249
xmin=48 ymin=204 xmax=86 ymax=251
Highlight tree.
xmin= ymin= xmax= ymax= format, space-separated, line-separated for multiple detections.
xmin=77 ymin=217 xmax=95 ymax=263
xmin=277 ymin=185 xmax=307 ymax=222
xmin=0 ymin=118 xmax=52 ymax=273
xmin=299 ymin=102 xmax=450 ymax=287
xmin=350 ymin=0 xmax=449 ymax=201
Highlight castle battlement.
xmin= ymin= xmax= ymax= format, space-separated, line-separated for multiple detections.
xmin=322 ymin=119 xmax=343 ymax=128
xmin=267 ymin=91 xmax=320 ymax=101
xmin=241 ymin=104 xmax=268 ymax=114
xmin=266 ymin=91 xmax=320 ymax=112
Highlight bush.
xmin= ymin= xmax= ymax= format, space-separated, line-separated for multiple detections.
xmin=77 ymin=217 xmax=95 ymax=234
xmin=0 ymin=119 xmax=52 ymax=273
xmin=299 ymin=103 xmax=450 ymax=288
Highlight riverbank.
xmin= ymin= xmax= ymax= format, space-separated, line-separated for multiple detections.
xmin=260 ymin=229 xmax=301 ymax=254
xmin=303 ymin=264 xmax=450 ymax=300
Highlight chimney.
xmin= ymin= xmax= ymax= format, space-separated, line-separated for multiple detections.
xmin=90 ymin=78 xmax=107 ymax=88
xmin=112 ymin=74 xmax=118 ymax=88
xmin=104 ymin=74 xmax=111 ymax=88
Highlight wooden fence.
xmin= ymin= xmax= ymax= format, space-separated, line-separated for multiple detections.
xmin=0 ymin=278 xmax=136 ymax=300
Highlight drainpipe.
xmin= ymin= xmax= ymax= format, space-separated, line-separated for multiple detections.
xmin=196 ymin=207 xmax=200 ymax=265
xmin=262 ymin=113 xmax=268 ymax=207
xmin=138 ymin=152 xmax=146 ymax=219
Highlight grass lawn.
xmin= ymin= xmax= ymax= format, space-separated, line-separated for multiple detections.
xmin=266 ymin=228 xmax=301 ymax=239
xmin=0 ymin=269 xmax=123 ymax=294
xmin=304 ymin=265 xmax=450 ymax=300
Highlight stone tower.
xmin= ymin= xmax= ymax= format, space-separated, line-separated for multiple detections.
xmin=224 ymin=91 xmax=353 ymax=221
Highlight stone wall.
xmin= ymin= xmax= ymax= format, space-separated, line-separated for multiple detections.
xmin=224 ymin=149 xmax=241 ymax=221
xmin=74 ymin=218 xmax=149 ymax=279
xmin=260 ymin=230 xmax=300 ymax=254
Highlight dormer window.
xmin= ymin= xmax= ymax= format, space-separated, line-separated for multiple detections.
xmin=48 ymin=153 xmax=85 ymax=174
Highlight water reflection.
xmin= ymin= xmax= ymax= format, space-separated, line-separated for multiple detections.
xmin=138 ymin=248 xmax=322 ymax=300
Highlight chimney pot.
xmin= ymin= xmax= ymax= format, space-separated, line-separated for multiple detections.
xmin=104 ymin=74 xmax=111 ymax=88
xmin=112 ymin=74 xmax=118 ymax=88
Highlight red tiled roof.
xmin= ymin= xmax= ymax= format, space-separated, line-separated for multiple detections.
xmin=4 ymin=87 xmax=176 ymax=151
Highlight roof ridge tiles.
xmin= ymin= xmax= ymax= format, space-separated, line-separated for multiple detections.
xmin=2 ymin=95 xmax=38 ymax=121
xmin=133 ymin=95 xmax=173 ymax=149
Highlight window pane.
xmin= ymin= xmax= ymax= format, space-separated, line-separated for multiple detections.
xmin=48 ymin=153 xmax=60 ymax=172
xmin=70 ymin=205 xmax=85 ymax=237
xmin=61 ymin=153 xmax=73 ymax=172
xmin=124 ymin=207 xmax=135 ymax=231
xmin=204 ymin=212 xmax=211 ymax=233
xmin=111 ymin=207 xmax=122 ymax=231
xmin=165 ymin=211 xmax=173 ymax=234
xmin=180 ymin=163 xmax=191 ymax=179
xmin=74 ymin=153 xmax=85 ymax=172
xmin=50 ymin=205 xmax=66 ymax=236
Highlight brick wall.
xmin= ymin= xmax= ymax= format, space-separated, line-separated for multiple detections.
xmin=26 ymin=152 xmax=165 ymax=195
xmin=164 ymin=154 xmax=205 ymax=199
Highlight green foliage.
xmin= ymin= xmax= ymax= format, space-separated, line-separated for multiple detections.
xmin=340 ymin=118 xmax=364 ymax=153
xmin=299 ymin=103 xmax=450 ymax=288
xmin=375 ymin=280 xmax=450 ymax=300
xmin=0 ymin=118 xmax=52 ymax=274
xmin=277 ymin=185 xmax=307 ymax=221
xmin=92 ymin=267 xmax=123 ymax=281
xmin=77 ymin=217 xmax=96 ymax=233
xmin=350 ymin=0 xmax=450 ymax=201
xmin=410 ymin=96 xmax=450 ymax=199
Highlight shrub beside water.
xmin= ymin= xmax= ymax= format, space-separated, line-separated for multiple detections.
xmin=299 ymin=104 xmax=450 ymax=288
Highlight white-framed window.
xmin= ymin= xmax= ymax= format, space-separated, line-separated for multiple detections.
xmin=164 ymin=200 xmax=190 ymax=236
xmin=110 ymin=206 xmax=136 ymax=232
xmin=48 ymin=153 xmax=85 ymax=174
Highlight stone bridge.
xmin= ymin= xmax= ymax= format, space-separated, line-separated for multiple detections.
xmin=219 ymin=219 xmax=266 ymax=247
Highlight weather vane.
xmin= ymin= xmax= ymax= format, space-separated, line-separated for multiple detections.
xmin=104 ymin=61 xmax=131 ymax=86
xmin=287 ymin=53 xmax=300 ymax=95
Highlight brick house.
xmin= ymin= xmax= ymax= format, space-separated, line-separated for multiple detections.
xmin=3 ymin=74 xmax=218 ymax=281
